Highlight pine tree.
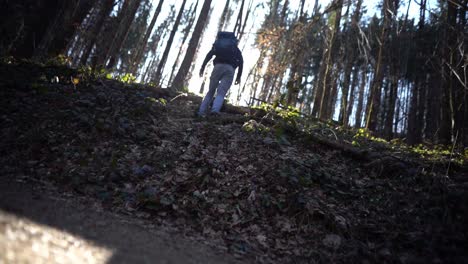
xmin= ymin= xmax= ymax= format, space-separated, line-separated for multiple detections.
xmin=80 ymin=0 xmax=115 ymax=65
xmin=105 ymin=0 xmax=142 ymax=69
xmin=171 ymin=0 xmax=213 ymax=91
xmin=129 ymin=0 xmax=164 ymax=74
xmin=153 ymin=0 xmax=187 ymax=86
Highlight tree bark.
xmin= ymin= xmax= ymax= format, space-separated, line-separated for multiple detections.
xmin=407 ymin=0 xmax=425 ymax=145
xmin=233 ymin=0 xmax=246 ymax=38
xmin=80 ymin=0 xmax=115 ymax=65
xmin=339 ymin=0 xmax=362 ymax=125
xmin=355 ymin=67 xmax=367 ymax=127
xmin=171 ymin=0 xmax=213 ymax=92
xmin=34 ymin=0 xmax=94 ymax=58
xmin=317 ymin=0 xmax=343 ymax=119
xmin=366 ymin=0 xmax=390 ymax=131
xmin=451 ymin=0 xmax=468 ymax=146
xmin=169 ymin=1 xmax=199 ymax=85
xmin=129 ymin=0 xmax=164 ymax=74
xmin=218 ymin=0 xmax=231 ymax=32
xmin=383 ymin=0 xmax=401 ymax=140
xmin=154 ymin=0 xmax=187 ymax=85
xmin=345 ymin=66 xmax=360 ymax=126
xmin=106 ymin=0 xmax=142 ymax=69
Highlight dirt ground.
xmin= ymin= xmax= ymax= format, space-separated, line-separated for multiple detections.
xmin=0 ymin=177 xmax=247 ymax=264
xmin=1 ymin=62 xmax=467 ymax=263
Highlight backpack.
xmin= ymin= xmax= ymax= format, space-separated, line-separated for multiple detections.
xmin=213 ymin=31 xmax=237 ymax=59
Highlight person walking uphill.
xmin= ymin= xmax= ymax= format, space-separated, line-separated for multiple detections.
xmin=198 ymin=32 xmax=243 ymax=116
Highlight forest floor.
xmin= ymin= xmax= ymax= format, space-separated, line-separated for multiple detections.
xmin=1 ymin=61 xmax=467 ymax=263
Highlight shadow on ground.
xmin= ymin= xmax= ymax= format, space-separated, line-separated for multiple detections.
xmin=0 ymin=176 xmax=243 ymax=264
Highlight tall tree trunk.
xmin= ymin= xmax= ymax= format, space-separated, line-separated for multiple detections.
xmin=457 ymin=0 xmax=468 ymax=145
xmin=424 ymin=71 xmax=441 ymax=141
xmin=35 ymin=0 xmax=94 ymax=58
xmin=407 ymin=82 xmax=421 ymax=144
xmin=394 ymin=97 xmax=401 ymax=134
xmin=106 ymin=0 xmax=142 ymax=69
xmin=168 ymin=1 xmax=199 ymax=85
xmin=129 ymin=0 xmax=164 ymax=74
xmin=80 ymin=0 xmax=115 ymax=65
xmin=383 ymin=0 xmax=401 ymax=140
xmin=93 ymin=0 xmax=131 ymax=68
xmin=327 ymin=70 xmax=340 ymax=119
xmin=438 ymin=1 xmax=453 ymax=144
xmin=384 ymin=73 xmax=398 ymax=139
xmin=345 ymin=66 xmax=360 ymax=126
xmin=218 ymin=0 xmax=231 ymax=32
xmin=355 ymin=67 xmax=367 ymax=127
xmin=407 ymin=0 xmax=425 ymax=144
xmin=171 ymin=0 xmax=213 ymax=91
xmin=257 ymin=0 xmax=285 ymax=103
xmin=233 ymin=0 xmax=246 ymax=38
xmin=339 ymin=0 xmax=362 ymax=125
xmin=2 ymin=1 xmax=62 ymax=58
xmin=317 ymin=0 xmax=343 ymax=119
xmin=154 ymin=0 xmax=187 ymax=85
xmin=311 ymin=38 xmax=328 ymax=117
xmin=451 ymin=0 xmax=468 ymax=146
xmin=238 ymin=0 xmax=254 ymax=42
xmin=285 ymin=12 xmax=308 ymax=107
xmin=366 ymin=0 xmax=391 ymax=131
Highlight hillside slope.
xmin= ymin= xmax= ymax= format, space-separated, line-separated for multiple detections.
xmin=1 ymin=62 xmax=467 ymax=263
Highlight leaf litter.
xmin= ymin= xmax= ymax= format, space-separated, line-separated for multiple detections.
xmin=0 ymin=63 xmax=467 ymax=263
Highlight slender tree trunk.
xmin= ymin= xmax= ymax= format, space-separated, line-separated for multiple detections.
xmin=439 ymin=11 xmax=452 ymax=145
xmin=451 ymin=0 xmax=468 ymax=146
xmin=339 ymin=0 xmax=362 ymax=125
xmin=355 ymin=67 xmax=367 ymax=127
xmin=383 ymin=0 xmax=402 ymax=139
xmin=327 ymin=70 xmax=340 ymax=119
xmin=168 ymin=1 xmax=198 ymax=85
xmin=394 ymin=97 xmax=401 ymax=134
xmin=218 ymin=0 xmax=231 ymax=32
xmin=106 ymin=0 xmax=142 ymax=69
xmin=407 ymin=82 xmax=421 ymax=144
xmin=233 ymin=0 xmax=245 ymax=38
xmin=93 ymin=0 xmax=130 ymax=68
xmin=129 ymin=0 xmax=164 ymax=74
xmin=317 ymin=0 xmax=343 ymax=119
xmin=345 ymin=66 xmax=360 ymax=126
xmin=407 ymin=0 xmax=425 ymax=144
xmin=35 ymin=0 xmax=94 ymax=58
xmin=340 ymin=63 xmax=353 ymax=124
xmin=80 ymin=0 xmax=115 ymax=65
xmin=366 ymin=0 xmax=391 ymax=131
xmin=3 ymin=1 xmax=61 ymax=58
xmin=154 ymin=0 xmax=187 ymax=85
xmin=311 ymin=39 xmax=328 ymax=117
xmin=171 ymin=0 xmax=213 ymax=91
xmin=384 ymin=73 xmax=398 ymax=139
xmin=424 ymin=71 xmax=441 ymax=141
xmin=238 ymin=0 xmax=254 ymax=42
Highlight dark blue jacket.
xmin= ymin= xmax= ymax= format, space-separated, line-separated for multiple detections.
xmin=200 ymin=46 xmax=243 ymax=81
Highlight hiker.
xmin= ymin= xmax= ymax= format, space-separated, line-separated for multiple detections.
xmin=197 ymin=32 xmax=243 ymax=116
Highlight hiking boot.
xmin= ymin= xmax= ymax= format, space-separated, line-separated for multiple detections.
xmin=196 ymin=113 xmax=207 ymax=119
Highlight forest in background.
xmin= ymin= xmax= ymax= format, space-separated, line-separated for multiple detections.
xmin=1 ymin=1 xmax=468 ymax=262
xmin=0 ymin=0 xmax=467 ymax=148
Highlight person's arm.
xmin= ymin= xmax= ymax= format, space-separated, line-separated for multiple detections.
xmin=235 ymin=48 xmax=243 ymax=85
xmin=199 ymin=49 xmax=215 ymax=77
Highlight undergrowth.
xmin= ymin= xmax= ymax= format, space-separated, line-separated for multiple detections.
xmin=254 ymin=102 xmax=467 ymax=166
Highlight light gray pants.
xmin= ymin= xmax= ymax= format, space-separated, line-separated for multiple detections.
xmin=198 ymin=63 xmax=234 ymax=115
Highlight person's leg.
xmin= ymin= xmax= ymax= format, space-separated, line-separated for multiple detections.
xmin=198 ymin=65 xmax=222 ymax=115
xmin=211 ymin=65 xmax=234 ymax=113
